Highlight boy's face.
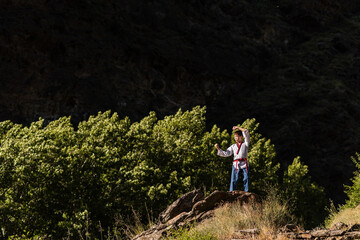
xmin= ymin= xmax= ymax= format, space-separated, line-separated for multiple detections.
xmin=234 ymin=133 xmax=243 ymax=143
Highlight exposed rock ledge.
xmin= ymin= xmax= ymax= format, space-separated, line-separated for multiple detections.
xmin=133 ymin=189 xmax=360 ymax=240
xmin=230 ymin=222 xmax=360 ymax=239
xmin=274 ymin=223 xmax=360 ymax=240
xmin=132 ymin=189 xmax=258 ymax=240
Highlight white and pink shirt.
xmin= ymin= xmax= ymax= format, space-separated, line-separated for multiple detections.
xmin=217 ymin=129 xmax=250 ymax=171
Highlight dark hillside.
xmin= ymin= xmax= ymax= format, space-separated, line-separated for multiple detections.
xmin=1 ymin=0 xmax=360 ymax=203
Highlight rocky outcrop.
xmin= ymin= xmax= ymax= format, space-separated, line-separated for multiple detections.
xmin=158 ymin=189 xmax=204 ymax=224
xmin=276 ymin=223 xmax=360 ymax=240
xmin=132 ymin=190 xmax=258 ymax=240
xmin=133 ymin=189 xmax=360 ymax=240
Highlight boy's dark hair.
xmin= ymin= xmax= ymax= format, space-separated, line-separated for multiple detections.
xmin=233 ymin=130 xmax=242 ymax=136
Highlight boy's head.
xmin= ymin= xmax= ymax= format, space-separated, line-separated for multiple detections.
xmin=233 ymin=130 xmax=243 ymax=143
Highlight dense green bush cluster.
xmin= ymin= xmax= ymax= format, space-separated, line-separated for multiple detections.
xmin=283 ymin=157 xmax=327 ymax=228
xmin=0 ymin=106 xmax=326 ymax=238
xmin=344 ymin=153 xmax=360 ymax=208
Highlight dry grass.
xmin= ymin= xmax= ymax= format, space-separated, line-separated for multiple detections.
xmin=119 ymin=208 xmax=156 ymax=239
xmin=186 ymin=190 xmax=294 ymax=240
xmin=326 ymin=205 xmax=360 ymax=228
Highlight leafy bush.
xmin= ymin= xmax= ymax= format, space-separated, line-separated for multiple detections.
xmin=0 ymin=106 xmax=327 ymax=238
xmin=282 ymin=156 xmax=327 ymax=229
xmin=344 ymin=152 xmax=360 ymax=208
xmin=0 ymin=106 xmax=229 ymax=238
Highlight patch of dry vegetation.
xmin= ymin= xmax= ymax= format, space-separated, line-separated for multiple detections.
xmin=326 ymin=205 xmax=360 ymax=228
xmin=167 ymin=189 xmax=294 ymax=240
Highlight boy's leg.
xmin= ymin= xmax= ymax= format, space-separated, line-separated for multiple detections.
xmin=242 ymin=167 xmax=249 ymax=192
xmin=229 ymin=165 xmax=239 ymax=191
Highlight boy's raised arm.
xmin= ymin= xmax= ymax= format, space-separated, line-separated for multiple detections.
xmin=232 ymin=126 xmax=245 ymax=132
xmin=232 ymin=126 xmax=250 ymax=146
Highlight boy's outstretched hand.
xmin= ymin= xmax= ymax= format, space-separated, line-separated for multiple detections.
xmin=214 ymin=143 xmax=220 ymax=150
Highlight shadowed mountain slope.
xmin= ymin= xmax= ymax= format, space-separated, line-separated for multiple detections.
xmin=1 ymin=0 xmax=360 ymax=203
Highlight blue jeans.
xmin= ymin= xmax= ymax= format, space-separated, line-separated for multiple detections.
xmin=229 ymin=165 xmax=249 ymax=192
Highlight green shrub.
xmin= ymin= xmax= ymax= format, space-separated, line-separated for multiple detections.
xmin=344 ymin=153 xmax=360 ymax=208
xmin=0 ymin=106 xmax=328 ymax=238
xmin=283 ymin=157 xmax=327 ymax=228
xmin=0 ymin=106 xmax=230 ymax=238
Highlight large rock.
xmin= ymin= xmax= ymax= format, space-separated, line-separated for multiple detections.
xmin=137 ymin=193 xmax=360 ymax=240
xmin=192 ymin=190 xmax=256 ymax=214
xmin=158 ymin=189 xmax=204 ymax=224
xmin=278 ymin=222 xmax=360 ymax=240
xmin=132 ymin=190 xmax=258 ymax=240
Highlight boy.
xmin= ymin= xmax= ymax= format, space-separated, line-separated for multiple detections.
xmin=214 ymin=126 xmax=250 ymax=192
